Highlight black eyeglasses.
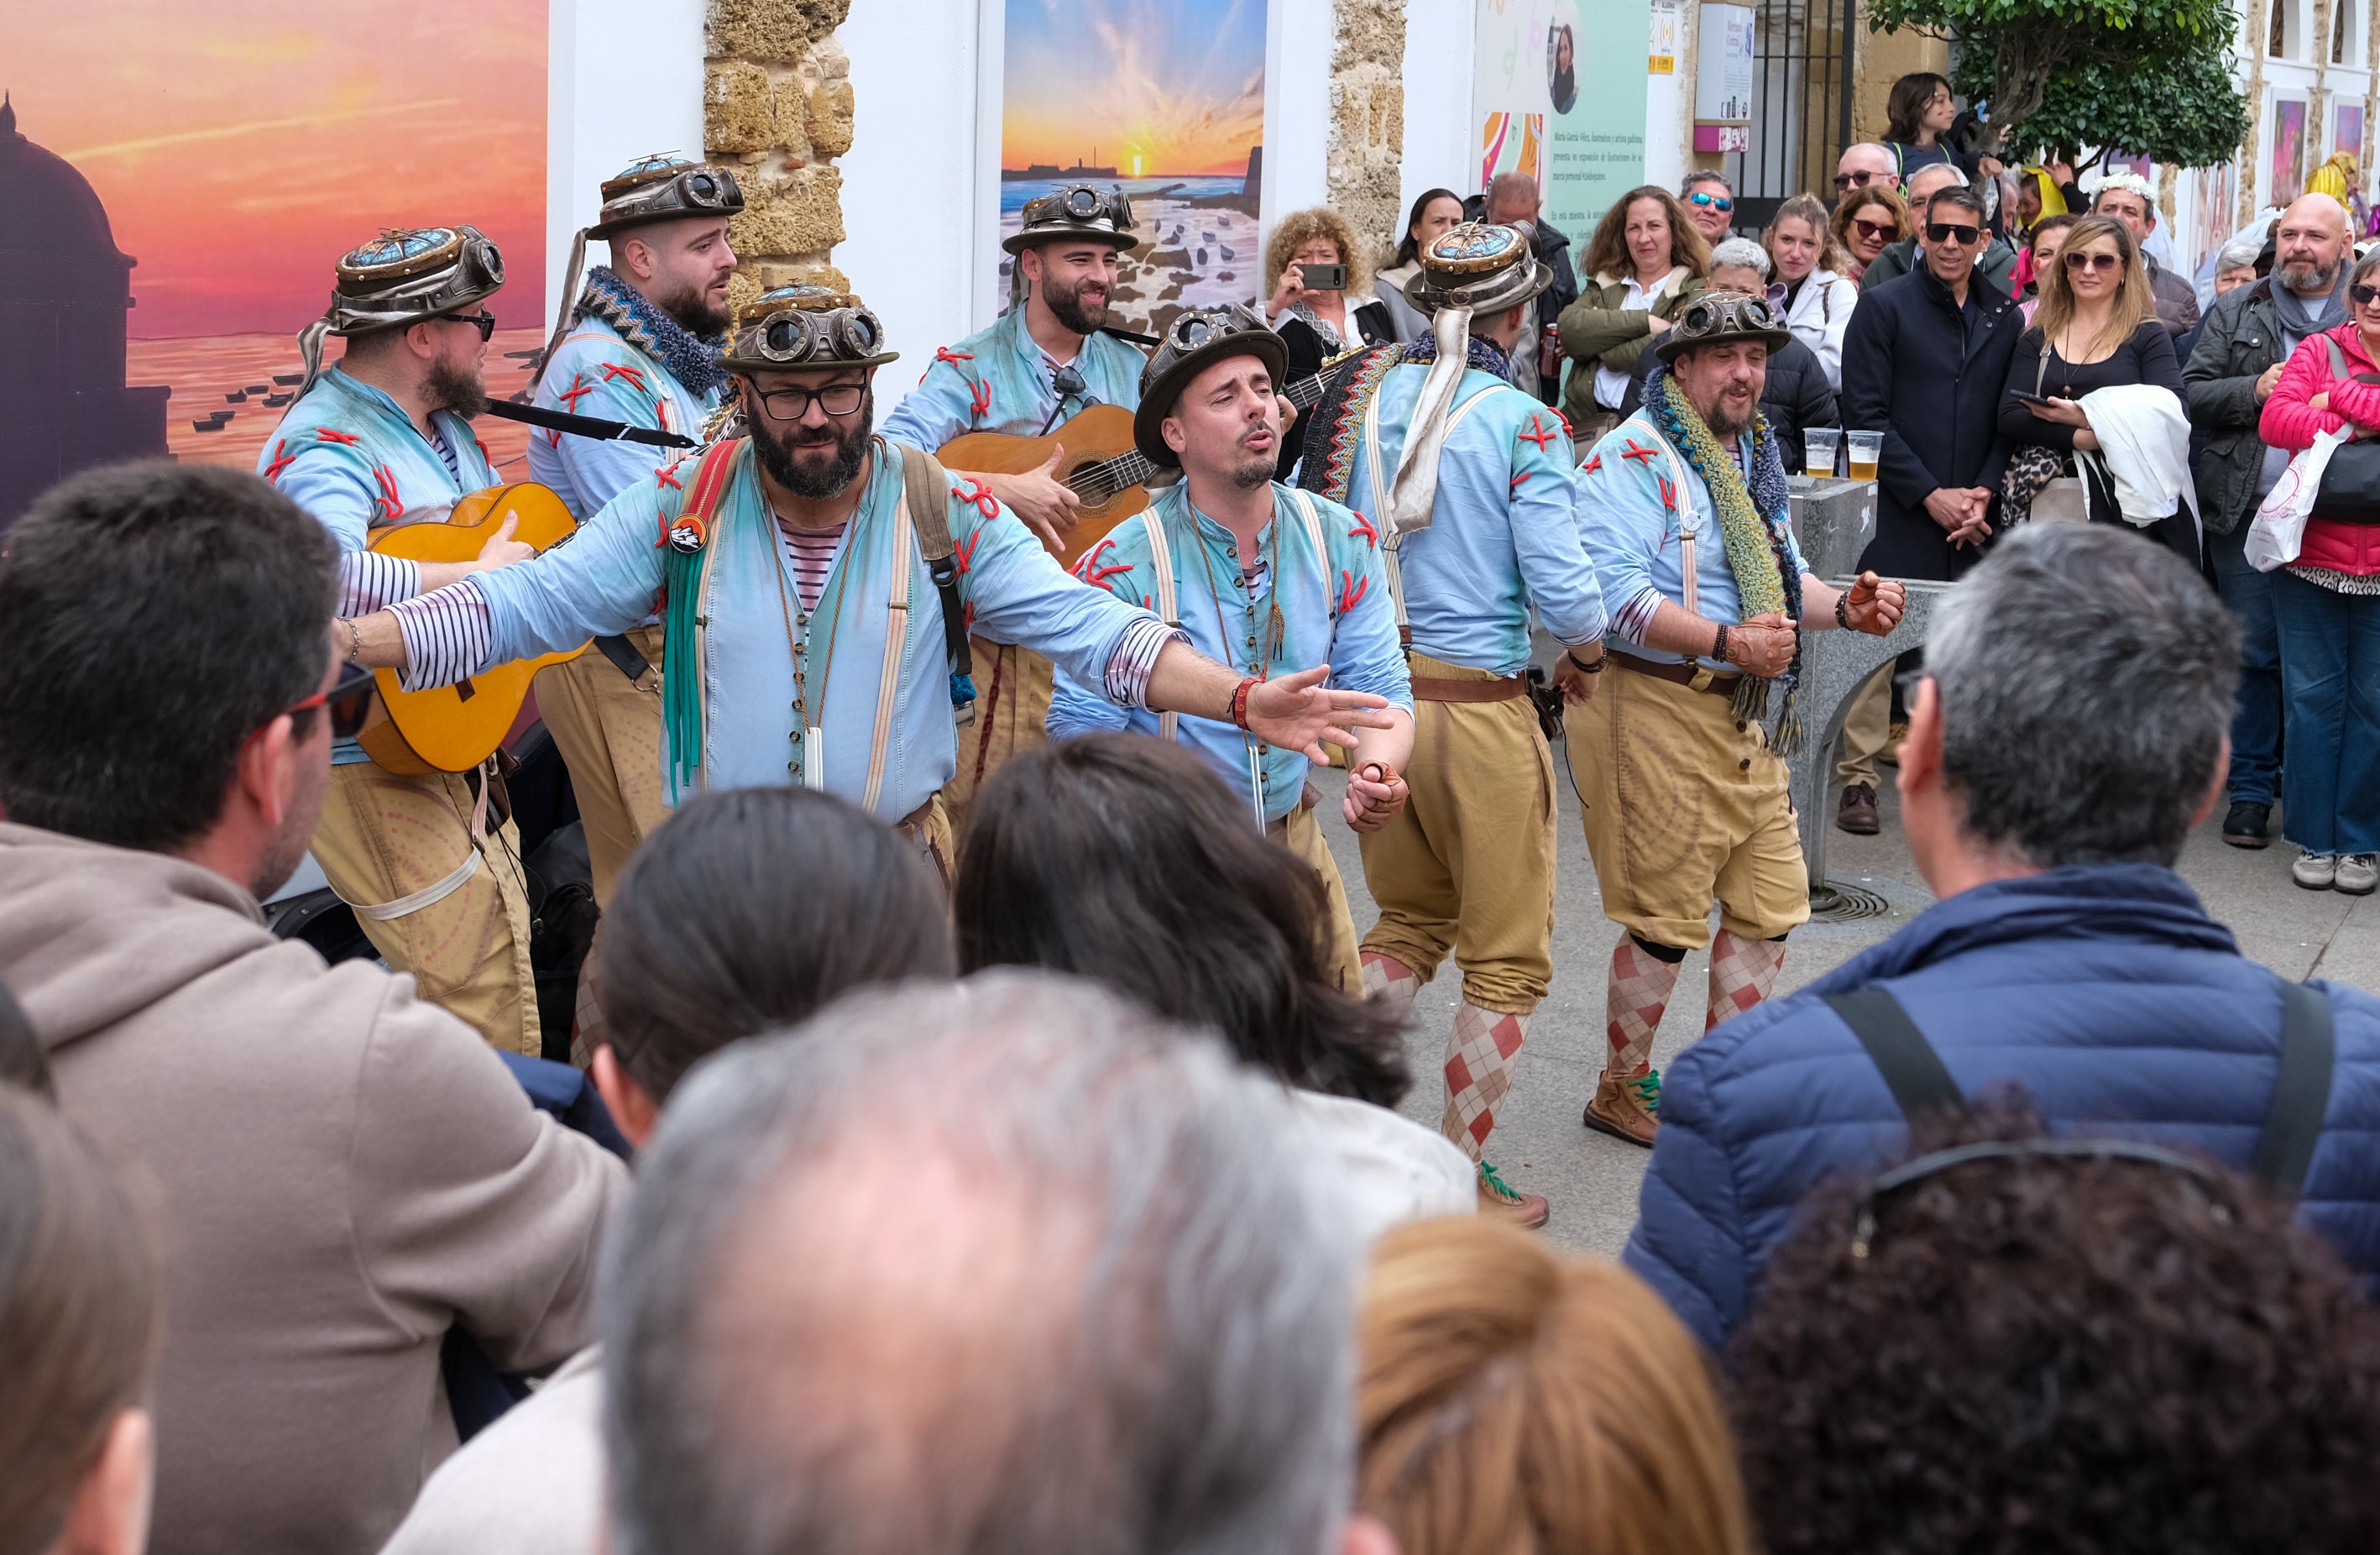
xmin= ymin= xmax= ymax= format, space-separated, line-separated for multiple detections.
xmin=277 ymin=660 xmax=377 ymax=743
xmin=751 ymin=381 xmax=867 ymax=420
xmin=1688 ymin=190 xmax=1734 ymax=212
xmin=1925 ymin=222 xmax=1981 ymax=245
xmin=438 ymin=312 xmax=499 ymax=342
xmin=2063 ymin=250 xmax=2122 ymax=275
xmin=2353 ymin=283 xmax=2380 ymax=307
xmin=1833 ymin=169 xmax=1890 ymax=192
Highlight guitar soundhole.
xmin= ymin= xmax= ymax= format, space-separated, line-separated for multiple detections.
xmin=455 ymin=677 xmax=477 ymax=703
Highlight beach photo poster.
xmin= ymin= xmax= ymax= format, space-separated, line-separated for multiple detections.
xmin=1474 ymin=0 xmax=1650 ymax=242
xmin=2 ymin=0 xmax=547 ymax=506
xmin=999 ymin=0 xmax=1268 ymax=340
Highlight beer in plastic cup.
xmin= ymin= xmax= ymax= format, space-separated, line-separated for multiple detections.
xmin=1803 ymin=427 xmax=1841 ymax=479
xmin=1847 ymin=430 xmax=1884 ymax=482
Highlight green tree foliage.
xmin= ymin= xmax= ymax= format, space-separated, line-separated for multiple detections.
xmin=1870 ymin=0 xmax=2249 ymax=166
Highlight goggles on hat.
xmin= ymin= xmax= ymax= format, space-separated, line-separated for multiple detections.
xmin=1161 ymin=302 xmax=1267 ymax=355
xmin=328 ymin=226 xmax=505 ymax=333
xmin=1019 ymin=184 xmax=1136 ymax=235
xmin=599 ymin=161 xmax=744 ymax=230
xmin=742 ymin=299 xmax=888 ymax=364
xmin=1666 ymin=290 xmax=1784 ymax=347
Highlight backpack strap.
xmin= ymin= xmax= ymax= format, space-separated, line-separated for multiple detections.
xmin=2251 ymin=981 xmax=2336 ymax=1196
xmin=1138 ymin=507 xmax=1180 ymax=742
xmin=1824 ymin=987 xmax=1972 ymax=1129
xmin=890 ymin=441 xmax=978 ymax=715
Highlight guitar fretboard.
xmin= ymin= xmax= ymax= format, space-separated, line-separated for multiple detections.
xmin=1064 ymin=365 xmax=1340 ymax=503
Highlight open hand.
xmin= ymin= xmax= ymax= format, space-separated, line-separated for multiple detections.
xmin=473 ymin=513 xmax=536 ymax=571
xmin=1242 ymin=665 xmax=1396 ymax=762
xmin=1839 ymin=571 xmax=1905 ymax=636
xmin=1343 ymin=761 xmax=1409 ymax=832
xmin=1729 ymin=613 xmax=1798 ymax=678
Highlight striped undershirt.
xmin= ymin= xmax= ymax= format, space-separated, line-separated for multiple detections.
xmin=778 ymin=520 xmax=846 ymax=612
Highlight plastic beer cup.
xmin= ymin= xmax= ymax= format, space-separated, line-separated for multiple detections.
xmin=1803 ymin=427 xmax=1841 ymax=479
xmin=1846 ymin=430 xmax=1883 ymax=481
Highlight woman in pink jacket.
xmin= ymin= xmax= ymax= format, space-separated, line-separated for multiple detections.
xmin=2257 ymin=250 xmax=2380 ymax=895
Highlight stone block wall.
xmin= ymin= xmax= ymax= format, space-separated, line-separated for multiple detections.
xmin=1330 ymin=0 xmax=1408 ymax=264
xmin=704 ymin=0 xmax=855 ymax=314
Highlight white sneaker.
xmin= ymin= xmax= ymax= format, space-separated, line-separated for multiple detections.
xmin=2294 ymin=852 xmax=2339 ymax=890
xmin=2337 ymin=856 xmax=2379 ymax=896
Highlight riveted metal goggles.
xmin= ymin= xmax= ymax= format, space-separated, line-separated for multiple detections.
xmin=1022 ymin=183 xmax=1136 ymax=234
xmin=746 ymin=301 xmax=887 ymax=364
xmin=598 ymin=163 xmax=745 ymax=233
xmin=1670 ymin=290 xmax=1785 ymax=344
xmin=326 ymin=226 xmax=505 ymax=335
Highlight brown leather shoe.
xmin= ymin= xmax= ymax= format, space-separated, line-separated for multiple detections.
xmin=1476 ymin=1162 xmax=1549 ymax=1229
xmin=1836 ymin=782 xmax=1880 ymax=835
xmin=1582 ymin=1068 xmax=1661 ymax=1148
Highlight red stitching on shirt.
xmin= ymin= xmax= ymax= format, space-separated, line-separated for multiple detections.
xmin=1579 ymin=453 xmax=1603 ymax=474
xmin=599 ymin=363 xmax=650 ymax=394
xmin=967 ymin=379 xmax=993 ymax=419
xmin=1656 ymin=475 xmax=1678 ymax=511
xmin=1347 ymin=510 xmax=1378 ymax=547
xmin=953 ymin=478 xmax=999 ymax=519
xmin=1619 ymin=439 xmax=1661 ymax=465
xmin=557 ymin=374 xmax=594 ymax=412
xmin=1509 ymin=472 xmax=1532 ymax=491
xmin=654 ymin=460 xmax=685 ymax=490
xmin=1518 ymin=414 xmax=1558 ymax=452
xmin=369 ymin=464 xmax=401 ymax=525
xmin=263 ymin=440 xmax=299 ymax=483
xmin=1336 ymin=570 xmax=1368 ymax=615
xmin=314 ymin=427 xmax=361 ymax=446
xmin=953 ymin=530 xmax=981 ymax=576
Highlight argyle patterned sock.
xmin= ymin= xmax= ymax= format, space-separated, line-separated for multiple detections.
xmin=1361 ymin=950 xmax=1422 ymax=1020
xmin=1440 ymin=1003 xmax=1530 ymax=1161
xmin=1705 ymin=929 xmax=1787 ymax=1031
xmin=1606 ymin=935 xmax=1684 ymax=1078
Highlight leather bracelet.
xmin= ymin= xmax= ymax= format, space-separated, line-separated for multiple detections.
xmin=1711 ymin=622 xmax=1731 ymax=666
xmin=1566 ymin=648 xmax=1606 ymax=674
xmin=1834 ymin=591 xmax=1854 ymax=630
xmin=1230 ymin=675 xmax=1258 ymax=730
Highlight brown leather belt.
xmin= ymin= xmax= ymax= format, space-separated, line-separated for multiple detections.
xmin=1410 ymin=674 xmax=1530 ymax=703
xmin=1610 ymin=652 xmax=1743 ymax=698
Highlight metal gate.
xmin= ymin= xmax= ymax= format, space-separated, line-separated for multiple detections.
xmin=1724 ymin=0 xmax=1858 ymax=232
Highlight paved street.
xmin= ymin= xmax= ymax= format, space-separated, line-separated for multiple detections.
xmin=1313 ymin=730 xmax=2380 ymax=1258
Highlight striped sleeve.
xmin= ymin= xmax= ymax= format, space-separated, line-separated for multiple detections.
xmin=390 ymin=579 xmax=495 ymax=692
xmin=336 ymin=552 xmax=423 ymax=617
xmin=1101 ymin=615 xmax=1188 ymax=709
xmin=1611 ymin=587 xmax=1666 ymax=645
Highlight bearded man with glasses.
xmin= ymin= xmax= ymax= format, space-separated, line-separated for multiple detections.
xmin=339 ymin=285 xmax=1395 ymax=885
xmin=259 ymin=226 xmax=547 ymax=1053
xmin=881 ymin=186 xmax=1150 ymax=829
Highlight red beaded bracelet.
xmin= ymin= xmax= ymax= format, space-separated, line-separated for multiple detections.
xmin=1230 ymin=675 xmax=1258 ymax=730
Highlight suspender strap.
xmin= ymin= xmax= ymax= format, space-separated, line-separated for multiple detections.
xmin=1823 ymin=988 xmax=1971 ymax=1127
xmin=1288 ymin=489 xmax=1329 ymax=588
xmin=861 ymin=489 xmax=916 ymax=815
xmin=2252 ymin=982 xmax=2336 ymax=1196
xmin=1140 ymin=508 xmax=1180 ymax=742
xmin=892 ymin=441 xmax=977 ymax=711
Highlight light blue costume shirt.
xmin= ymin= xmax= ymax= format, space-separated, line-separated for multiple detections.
xmin=465 ymin=438 xmax=1159 ymax=819
xmin=1579 ymin=416 xmax=1808 ymax=673
xmin=528 ymin=313 xmax=724 ymax=518
xmin=259 ymin=366 xmax=498 ymax=762
xmin=1049 ymin=482 xmax=1413 ymax=824
xmin=879 ymin=306 xmax=1144 ymax=448
xmin=1339 ymin=365 xmax=1607 ymax=676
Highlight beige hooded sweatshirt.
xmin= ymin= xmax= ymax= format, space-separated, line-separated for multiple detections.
xmin=0 ymin=823 xmax=629 ymax=1555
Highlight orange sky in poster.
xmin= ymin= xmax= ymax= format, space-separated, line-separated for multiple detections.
xmin=1002 ymin=0 xmax=1265 ymax=176
xmin=3 ymin=0 xmax=545 ymax=338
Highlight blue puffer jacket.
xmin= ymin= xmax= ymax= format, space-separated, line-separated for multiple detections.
xmin=1623 ymin=863 xmax=2380 ymax=1355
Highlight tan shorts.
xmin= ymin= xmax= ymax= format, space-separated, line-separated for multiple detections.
xmin=1567 ymin=660 xmax=1809 ymax=950
xmin=1271 ymin=798 xmax=1363 ymax=992
xmin=943 ymin=639 xmax=1055 ymax=838
xmin=1358 ymin=654 xmax=1556 ymax=1015
xmin=532 ymin=623 xmax=667 ymax=908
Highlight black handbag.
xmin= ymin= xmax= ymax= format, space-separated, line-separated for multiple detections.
xmin=2313 ymin=336 xmax=2380 ymax=524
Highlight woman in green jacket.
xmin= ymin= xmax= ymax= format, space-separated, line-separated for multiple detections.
xmin=1558 ymin=186 xmax=1709 ymax=442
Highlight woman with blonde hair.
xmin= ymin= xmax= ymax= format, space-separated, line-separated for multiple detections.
xmin=1357 ymin=1216 xmax=1752 ymax=1555
xmin=1764 ymin=192 xmax=1856 ymax=390
xmin=1996 ymin=212 xmax=2196 ymax=561
xmin=1263 ymin=204 xmax=1397 ymax=476
xmin=1558 ymin=185 xmax=1710 ymax=442
xmin=1830 ymin=184 xmax=1909 ymax=284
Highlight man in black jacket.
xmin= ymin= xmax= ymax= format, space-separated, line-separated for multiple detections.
xmin=2184 ymin=191 xmax=2355 ymax=848
xmin=1832 ymin=183 xmax=2021 ymax=833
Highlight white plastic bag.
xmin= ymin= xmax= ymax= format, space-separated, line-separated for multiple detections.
xmin=2248 ymin=425 xmax=2350 ymax=572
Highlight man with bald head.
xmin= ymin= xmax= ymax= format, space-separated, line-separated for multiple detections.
xmin=1858 ymin=163 xmax=2018 ymax=294
xmin=1833 ymin=141 xmax=1900 ymax=198
xmin=2185 ymin=191 xmax=2356 ymax=850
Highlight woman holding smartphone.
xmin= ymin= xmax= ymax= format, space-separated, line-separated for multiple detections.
xmin=1996 ymin=213 xmax=2195 ymax=561
xmin=1263 ymin=205 xmax=1396 ymax=478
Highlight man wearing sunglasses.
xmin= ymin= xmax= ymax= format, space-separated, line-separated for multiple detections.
xmin=526 ymin=154 xmax=744 ymax=908
xmin=1681 ymin=170 xmax=1737 ymax=246
xmin=881 ymin=185 xmax=1149 ymax=830
xmin=1856 ymin=164 xmax=2018 ymax=296
xmin=342 ymin=285 xmax=1396 ymax=878
xmin=1832 ymin=142 xmax=1901 ymax=198
xmin=259 ymin=226 xmax=546 ymax=1056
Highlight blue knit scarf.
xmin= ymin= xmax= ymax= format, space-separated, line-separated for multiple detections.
xmin=574 ymin=266 xmax=730 ymax=400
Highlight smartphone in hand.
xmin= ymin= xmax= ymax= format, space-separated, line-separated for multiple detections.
xmin=1299 ymin=263 xmax=1349 ymax=291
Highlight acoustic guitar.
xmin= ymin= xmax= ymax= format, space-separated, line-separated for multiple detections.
xmin=936 ymin=366 xmax=1342 ymax=570
xmin=356 ymin=481 xmax=590 ymax=775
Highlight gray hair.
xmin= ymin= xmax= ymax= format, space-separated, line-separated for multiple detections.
xmin=601 ymin=970 xmax=1362 ymax=1555
xmin=2216 ymin=234 xmax=2264 ymax=272
xmin=1925 ymin=524 xmax=2237 ymax=868
xmin=1708 ymin=237 xmax=1772 ymax=278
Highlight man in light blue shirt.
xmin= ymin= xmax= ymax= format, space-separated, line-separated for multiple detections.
xmin=881 ymin=186 xmax=1148 ymax=829
xmin=1305 ymin=223 xmax=1607 ymax=1228
xmin=1051 ymin=305 xmax=1414 ymax=988
xmin=340 ymin=285 xmax=1396 ymax=885
xmin=526 ymin=154 xmax=742 ymax=905
xmin=1570 ymin=291 xmax=1903 ymax=1148
xmin=258 ymin=225 xmax=542 ymax=1055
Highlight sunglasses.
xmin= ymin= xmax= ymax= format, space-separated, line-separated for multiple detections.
xmin=2354 ymin=283 xmax=2380 ymax=307
xmin=1850 ymin=217 xmax=1898 ymax=242
xmin=1688 ymin=190 xmax=1734 ymax=212
xmin=280 ymin=660 xmax=377 ymax=742
xmin=1925 ymin=222 xmax=1981 ymax=245
xmin=2062 ymin=249 xmax=2121 ymax=275
xmin=1833 ymin=170 xmax=1889 ymax=192
xmin=437 ymin=311 xmax=499 ymax=342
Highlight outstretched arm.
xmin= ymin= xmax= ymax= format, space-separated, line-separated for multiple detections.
xmin=1143 ymin=651 xmax=1396 ymax=763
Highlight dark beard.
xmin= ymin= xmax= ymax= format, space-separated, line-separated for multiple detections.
xmin=1231 ymin=450 xmax=1274 ymax=490
xmin=655 ymin=276 xmax=731 ymax=337
xmin=753 ymin=389 xmax=875 ymax=499
xmin=426 ymin=358 xmax=488 ymax=420
xmin=1042 ymin=273 xmax=1109 ymax=335
xmin=1704 ymin=394 xmax=1755 ymax=439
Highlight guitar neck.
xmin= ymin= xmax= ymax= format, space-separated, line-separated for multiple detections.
xmin=1060 ymin=362 xmax=1352 ymax=501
